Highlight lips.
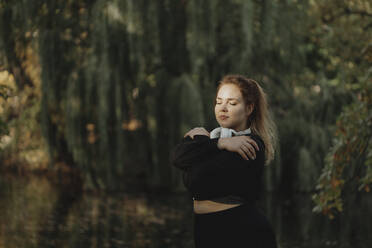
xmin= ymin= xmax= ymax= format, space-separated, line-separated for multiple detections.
xmin=219 ymin=115 xmax=229 ymax=120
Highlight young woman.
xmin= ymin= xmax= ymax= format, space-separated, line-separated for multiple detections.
xmin=170 ymin=75 xmax=278 ymax=247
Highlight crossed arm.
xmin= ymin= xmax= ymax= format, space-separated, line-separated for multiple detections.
xmin=183 ymin=127 xmax=260 ymax=160
xmin=170 ymin=129 xmax=265 ymax=199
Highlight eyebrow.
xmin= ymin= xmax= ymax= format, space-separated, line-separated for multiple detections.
xmin=216 ymin=97 xmax=239 ymax=101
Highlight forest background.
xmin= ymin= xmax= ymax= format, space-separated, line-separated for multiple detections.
xmin=0 ymin=0 xmax=371 ymax=220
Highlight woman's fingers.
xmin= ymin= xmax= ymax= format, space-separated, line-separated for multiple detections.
xmin=239 ymin=137 xmax=257 ymax=160
xmin=238 ymin=149 xmax=249 ymax=160
xmin=245 ymin=137 xmax=259 ymax=151
xmin=244 ymin=142 xmax=256 ymax=159
xmin=184 ymin=127 xmax=210 ymax=138
xmin=184 ymin=131 xmax=191 ymax=138
xmin=218 ymin=136 xmax=259 ymax=160
xmin=241 ymin=143 xmax=255 ymax=160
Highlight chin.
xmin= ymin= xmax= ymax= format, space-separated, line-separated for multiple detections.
xmin=219 ymin=123 xmax=232 ymax=129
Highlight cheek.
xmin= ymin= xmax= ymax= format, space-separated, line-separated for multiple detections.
xmin=214 ymin=105 xmax=220 ymax=118
xmin=231 ymin=106 xmax=246 ymax=118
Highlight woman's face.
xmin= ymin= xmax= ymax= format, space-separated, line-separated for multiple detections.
xmin=215 ymin=84 xmax=252 ymax=131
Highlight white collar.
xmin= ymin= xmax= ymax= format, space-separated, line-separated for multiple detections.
xmin=210 ymin=127 xmax=251 ymax=139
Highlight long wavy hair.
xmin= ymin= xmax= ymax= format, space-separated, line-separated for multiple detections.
xmin=216 ymin=75 xmax=277 ymax=164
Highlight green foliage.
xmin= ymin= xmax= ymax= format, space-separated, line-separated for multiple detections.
xmin=0 ymin=84 xmax=12 ymax=137
xmin=313 ymin=81 xmax=372 ymax=218
xmin=1 ymin=0 xmax=370 ymax=198
xmin=310 ymin=0 xmax=372 ymax=218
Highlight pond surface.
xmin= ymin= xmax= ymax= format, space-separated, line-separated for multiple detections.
xmin=0 ymin=174 xmax=371 ymax=248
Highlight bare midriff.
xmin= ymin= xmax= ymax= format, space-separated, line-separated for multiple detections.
xmin=193 ymin=199 xmax=242 ymax=214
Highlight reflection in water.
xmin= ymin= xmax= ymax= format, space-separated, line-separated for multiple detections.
xmin=262 ymin=191 xmax=372 ymax=248
xmin=0 ymin=174 xmax=193 ymax=248
xmin=0 ymin=174 xmax=371 ymax=248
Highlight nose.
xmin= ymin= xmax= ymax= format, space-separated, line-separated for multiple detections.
xmin=221 ymin=102 xmax=228 ymax=112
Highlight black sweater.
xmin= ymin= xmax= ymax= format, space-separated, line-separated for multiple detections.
xmin=170 ymin=134 xmax=265 ymax=204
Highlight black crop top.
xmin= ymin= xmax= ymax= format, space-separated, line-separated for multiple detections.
xmin=170 ymin=133 xmax=265 ymax=204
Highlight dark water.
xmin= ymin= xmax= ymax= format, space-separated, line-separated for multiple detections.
xmin=0 ymin=174 xmax=371 ymax=248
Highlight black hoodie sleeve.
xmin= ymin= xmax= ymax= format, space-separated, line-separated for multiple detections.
xmin=170 ymin=134 xmax=221 ymax=171
xmin=170 ymin=134 xmax=265 ymax=200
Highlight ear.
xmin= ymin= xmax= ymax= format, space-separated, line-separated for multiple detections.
xmin=246 ymin=104 xmax=254 ymax=116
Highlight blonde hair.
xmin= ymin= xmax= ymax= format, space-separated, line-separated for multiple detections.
xmin=216 ymin=75 xmax=277 ymax=164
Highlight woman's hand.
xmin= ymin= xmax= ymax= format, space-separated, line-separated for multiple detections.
xmin=184 ymin=127 xmax=210 ymax=139
xmin=217 ymin=136 xmax=259 ymax=160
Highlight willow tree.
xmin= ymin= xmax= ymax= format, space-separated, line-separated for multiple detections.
xmin=310 ymin=0 xmax=372 ymax=218
xmin=0 ymin=85 xmax=11 ymax=138
xmin=1 ymin=0 xmax=360 ymax=195
xmin=0 ymin=0 xmax=34 ymax=90
xmin=29 ymin=0 xmax=198 ymax=190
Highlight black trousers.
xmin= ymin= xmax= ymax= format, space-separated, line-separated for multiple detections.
xmin=193 ymin=204 xmax=277 ymax=248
